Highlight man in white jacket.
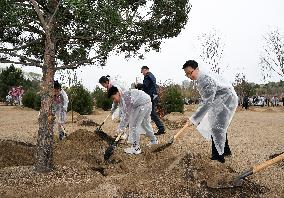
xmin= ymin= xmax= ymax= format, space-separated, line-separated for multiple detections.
xmin=183 ymin=60 xmax=238 ymax=163
xmin=108 ymin=86 xmax=158 ymax=154
xmin=53 ymin=81 xmax=69 ymax=141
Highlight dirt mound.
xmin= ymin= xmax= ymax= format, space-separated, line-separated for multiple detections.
xmin=114 ymin=150 xmax=268 ymax=197
xmin=0 ymin=135 xmax=270 ymax=197
xmin=0 ymin=140 xmax=35 ymax=168
xmin=180 ymin=153 xmax=268 ymax=197
xmin=162 ymin=112 xmax=188 ymax=130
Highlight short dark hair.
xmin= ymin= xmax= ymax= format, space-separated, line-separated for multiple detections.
xmin=141 ymin=66 xmax=149 ymax=70
xmin=108 ymin=86 xmax=119 ymax=98
xmin=54 ymin=80 xmax=61 ymax=89
xmin=182 ymin=60 xmax=198 ymax=69
xmin=99 ymin=75 xmax=110 ymax=84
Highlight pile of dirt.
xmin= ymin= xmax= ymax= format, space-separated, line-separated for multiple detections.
xmin=0 ymin=140 xmax=35 ymax=168
xmin=113 ymin=150 xmax=268 ymax=197
xmin=162 ymin=112 xmax=188 ymax=130
xmin=0 ymin=129 xmax=271 ymax=197
xmin=0 ymin=129 xmax=122 ymax=173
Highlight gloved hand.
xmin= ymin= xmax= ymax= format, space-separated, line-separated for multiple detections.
xmin=63 ymin=106 xmax=68 ymax=112
xmin=186 ymin=119 xmax=194 ymax=127
xmin=117 ymin=127 xmax=126 ymax=134
xmin=116 ymin=127 xmax=127 ymax=140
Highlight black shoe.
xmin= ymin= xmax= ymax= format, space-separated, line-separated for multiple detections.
xmin=210 ymin=156 xmax=225 ymax=163
xmin=154 ymin=130 xmax=165 ymax=135
xmin=224 ymin=150 xmax=232 ymax=157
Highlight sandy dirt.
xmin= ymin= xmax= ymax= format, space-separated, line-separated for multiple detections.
xmin=0 ymin=103 xmax=283 ymax=197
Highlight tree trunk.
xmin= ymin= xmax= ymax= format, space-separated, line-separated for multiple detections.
xmin=35 ymin=30 xmax=56 ymax=172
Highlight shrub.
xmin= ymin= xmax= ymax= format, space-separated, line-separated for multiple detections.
xmin=67 ymin=85 xmax=93 ymax=115
xmin=160 ymin=85 xmax=184 ymax=114
xmin=22 ymin=90 xmax=37 ymax=109
xmin=33 ymin=94 xmax=41 ymax=111
xmin=92 ymin=87 xmax=112 ymax=111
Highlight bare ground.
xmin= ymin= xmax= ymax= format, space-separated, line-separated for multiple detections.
xmin=0 ymin=103 xmax=283 ymax=197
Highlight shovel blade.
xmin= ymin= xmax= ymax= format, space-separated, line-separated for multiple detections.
xmin=104 ymin=144 xmax=116 ymax=161
xmin=207 ymin=173 xmax=243 ymax=189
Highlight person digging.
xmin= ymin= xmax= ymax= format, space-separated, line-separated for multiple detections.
xmin=108 ymin=86 xmax=158 ymax=155
xmin=53 ymin=80 xmax=69 ymax=141
xmin=183 ymin=60 xmax=238 ymax=163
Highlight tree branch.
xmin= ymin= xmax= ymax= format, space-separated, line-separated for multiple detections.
xmin=30 ymin=0 xmax=48 ymax=31
xmin=55 ymin=55 xmax=101 ymax=70
xmin=0 ymin=39 xmax=42 ymax=52
xmin=48 ymin=0 xmax=61 ymax=27
xmin=0 ymin=59 xmax=43 ymax=68
xmin=0 ymin=51 xmax=43 ymax=67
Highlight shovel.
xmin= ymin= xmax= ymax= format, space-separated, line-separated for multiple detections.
xmin=96 ymin=113 xmax=111 ymax=132
xmin=207 ymin=152 xmax=284 ymax=188
xmin=104 ymin=132 xmax=123 ymax=161
xmin=153 ymin=122 xmax=190 ymax=152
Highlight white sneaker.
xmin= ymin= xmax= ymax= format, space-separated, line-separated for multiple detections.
xmin=124 ymin=147 xmax=141 ymax=155
xmin=146 ymin=139 xmax=159 ymax=147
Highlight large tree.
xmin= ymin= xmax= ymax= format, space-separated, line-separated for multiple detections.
xmin=0 ymin=0 xmax=191 ymax=172
xmin=260 ymin=29 xmax=284 ymax=81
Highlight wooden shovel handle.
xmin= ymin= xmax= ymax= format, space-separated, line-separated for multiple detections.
xmin=253 ymin=153 xmax=284 ymax=173
xmin=102 ymin=113 xmax=111 ymax=124
xmin=173 ymin=122 xmax=189 ymax=140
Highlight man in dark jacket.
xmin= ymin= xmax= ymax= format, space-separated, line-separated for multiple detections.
xmin=141 ymin=66 xmax=165 ymax=135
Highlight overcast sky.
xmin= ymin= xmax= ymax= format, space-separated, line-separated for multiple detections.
xmin=5 ymin=0 xmax=284 ymax=90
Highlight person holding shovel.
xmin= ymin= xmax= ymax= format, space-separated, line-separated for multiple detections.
xmin=53 ymin=80 xmax=69 ymax=141
xmin=99 ymin=75 xmax=129 ymax=139
xmin=183 ymin=60 xmax=238 ymax=163
xmin=108 ymin=86 xmax=158 ymax=154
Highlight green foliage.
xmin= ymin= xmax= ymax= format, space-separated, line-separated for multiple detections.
xmin=67 ymin=85 xmax=93 ymax=115
xmin=92 ymin=86 xmax=112 ymax=111
xmin=0 ymin=0 xmax=191 ymax=67
xmin=33 ymin=94 xmax=42 ymax=111
xmin=0 ymin=65 xmax=25 ymax=99
xmin=22 ymin=90 xmax=41 ymax=110
xmin=0 ymin=65 xmax=41 ymax=100
xmin=160 ymin=85 xmax=184 ymax=114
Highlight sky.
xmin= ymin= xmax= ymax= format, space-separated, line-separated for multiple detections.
xmin=3 ymin=0 xmax=284 ymax=90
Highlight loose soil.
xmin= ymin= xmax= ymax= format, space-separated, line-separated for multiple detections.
xmin=0 ymin=104 xmax=283 ymax=197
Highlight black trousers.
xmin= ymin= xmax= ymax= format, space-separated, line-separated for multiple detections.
xmin=211 ymin=134 xmax=231 ymax=160
xmin=151 ymin=98 xmax=165 ymax=132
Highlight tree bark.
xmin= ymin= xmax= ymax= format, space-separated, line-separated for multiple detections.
xmin=35 ymin=29 xmax=56 ymax=172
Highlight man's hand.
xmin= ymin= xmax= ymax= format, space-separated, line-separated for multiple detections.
xmin=186 ymin=120 xmax=193 ymax=127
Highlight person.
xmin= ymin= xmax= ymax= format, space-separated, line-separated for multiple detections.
xmin=99 ymin=75 xmax=129 ymax=139
xmin=5 ymin=94 xmax=13 ymax=105
xmin=271 ymin=96 xmax=276 ymax=107
xmin=140 ymin=66 xmax=165 ymax=135
xmin=183 ymin=60 xmax=238 ymax=163
xmin=53 ymin=80 xmax=69 ymax=140
xmin=242 ymin=95 xmax=249 ymax=110
xmin=108 ymin=86 xmax=158 ymax=154
xmin=99 ymin=75 xmax=128 ymax=91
